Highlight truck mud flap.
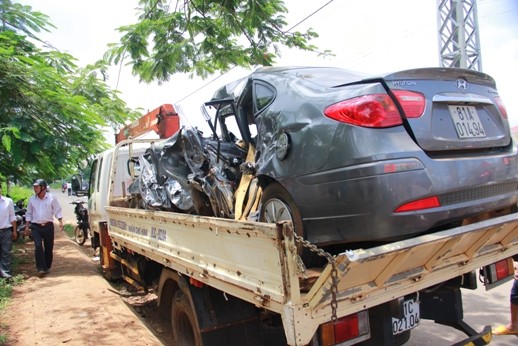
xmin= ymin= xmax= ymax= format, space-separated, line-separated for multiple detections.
xmin=99 ymin=221 xmax=121 ymax=281
xmin=185 ymin=283 xmax=262 ymax=346
xmin=421 ymin=285 xmax=492 ymax=346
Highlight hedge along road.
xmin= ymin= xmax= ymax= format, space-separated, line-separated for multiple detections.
xmin=3 ymin=188 xmax=171 ymax=346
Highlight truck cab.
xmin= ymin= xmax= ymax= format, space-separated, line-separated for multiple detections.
xmin=88 ymin=104 xmax=181 ymax=249
xmin=88 ymin=142 xmax=149 ymax=250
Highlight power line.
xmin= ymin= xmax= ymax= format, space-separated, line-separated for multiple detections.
xmin=286 ymin=0 xmax=335 ymax=32
xmin=174 ymin=0 xmax=336 ymax=105
xmin=174 ymin=69 xmax=235 ymax=104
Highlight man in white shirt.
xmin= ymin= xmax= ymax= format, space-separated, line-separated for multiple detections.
xmin=0 ymin=186 xmax=17 ymax=280
xmin=24 ymin=179 xmax=63 ymax=278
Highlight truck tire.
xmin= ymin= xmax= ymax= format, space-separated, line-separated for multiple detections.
xmin=395 ymin=330 xmax=411 ymax=345
xmin=172 ymin=290 xmax=202 ymax=346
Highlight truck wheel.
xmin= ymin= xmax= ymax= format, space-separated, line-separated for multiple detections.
xmin=74 ymin=225 xmax=86 ymax=246
xmin=172 ymin=290 xmax=202 ymax=346
xmin=395 ymin=330 xmax=411 ymax=345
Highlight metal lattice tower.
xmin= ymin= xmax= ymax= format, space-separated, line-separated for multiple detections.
xmin=437 ymin=0 xmax=482 ymax=71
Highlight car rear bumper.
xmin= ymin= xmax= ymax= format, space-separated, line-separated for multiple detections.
xmin=290 ymin=155 xmax=518 ymax=246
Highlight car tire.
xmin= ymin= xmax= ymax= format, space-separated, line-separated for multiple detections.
xmin=260 ymin=182 xmax=321 ymax=266
xmin=260 ymin=182 xmax=304 ymax=235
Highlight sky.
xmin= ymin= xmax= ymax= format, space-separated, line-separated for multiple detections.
xmin=18 ymin=0 xmax=518 ymax=141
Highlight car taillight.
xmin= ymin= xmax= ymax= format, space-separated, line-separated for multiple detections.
xmin=383 ymin=161 xmax=423 ymax=173
xmin=392 ymin=90 xmax=426 ymax=118
xmin=324 ymin=94 xmax=403 ymax=128
xmin=494 ymin=96 xmax=508 ymax=119
xmin=394 ymin=196 xmax=440 ymax=213
xmin=320 ymin=311 xmax=370 ymax=346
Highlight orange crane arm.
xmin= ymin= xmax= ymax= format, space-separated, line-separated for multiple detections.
xmin=115 ymin=104 xmax=180 ymax=143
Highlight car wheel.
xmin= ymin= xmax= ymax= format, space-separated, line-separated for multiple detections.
xmin=259 ymin=182 xmax=324 ymax=266
xmin=260 ymin=182 xmax=304 ymax=237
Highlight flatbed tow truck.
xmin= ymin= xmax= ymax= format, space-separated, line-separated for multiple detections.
xmin=87 ymin=106 xmax=518 ymax=346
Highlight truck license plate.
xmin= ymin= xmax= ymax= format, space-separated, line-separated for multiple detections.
xmin=448 ymin=105 xmax=486 ymax=139
xmin=392 ymin=299 xmax=420 ymax=335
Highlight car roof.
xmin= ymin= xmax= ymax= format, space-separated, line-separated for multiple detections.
xmin=211 ymin=66 xmax=371 ymax=101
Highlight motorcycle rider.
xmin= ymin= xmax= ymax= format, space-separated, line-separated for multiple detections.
xmin=24 ymin=179 xmax=64 ymax=278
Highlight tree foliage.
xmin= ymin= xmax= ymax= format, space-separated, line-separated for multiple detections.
xmin=105 ymin=0 xmax=323 ymax=82
xmin=0 ymin=1 xmax=138 ymax=184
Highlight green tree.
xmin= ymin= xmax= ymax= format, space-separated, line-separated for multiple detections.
xmin=105 ymin=0 xmax=326 ymax=82
xmin=0 ymin=1 xmax=138 ymax=185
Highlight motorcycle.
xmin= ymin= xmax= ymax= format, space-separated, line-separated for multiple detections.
xmin=71 ymin=200 xmax=90 ymax=246
xmin=14 ymin=200 xmax=27 ymax=241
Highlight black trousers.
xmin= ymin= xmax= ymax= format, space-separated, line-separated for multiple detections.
xmin=31 ymin=223 xmax=54 ymax=271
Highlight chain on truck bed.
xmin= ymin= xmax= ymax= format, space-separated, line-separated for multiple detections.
xmin=294 ymin=233 xmax=339 ymax=322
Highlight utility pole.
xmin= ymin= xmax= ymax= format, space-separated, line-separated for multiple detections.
xmin=437 ymin=0 xmax=482 ymax=71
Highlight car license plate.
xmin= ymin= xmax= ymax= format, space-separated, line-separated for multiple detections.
xmin=448 ymin=105 xmax=486 ymax=139
xmin=392 ymin=299 xmax=420 ymax=335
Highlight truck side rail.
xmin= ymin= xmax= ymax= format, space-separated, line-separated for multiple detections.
xmin=106 ymin=206 xmax=289 ymax=310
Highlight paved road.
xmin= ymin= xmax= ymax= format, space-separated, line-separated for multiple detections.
xmin=409 ymin=279 xmax=518 ymax=345
xmin=52 ymin=187 xmax=87 ymax=222
xmin=52 ymin=187 xmax=91 ymax=249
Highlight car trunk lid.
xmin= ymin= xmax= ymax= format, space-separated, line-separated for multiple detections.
xmin=382 ymin=68 xmax=511 ymax=152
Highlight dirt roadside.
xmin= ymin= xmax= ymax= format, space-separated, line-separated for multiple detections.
xmin=1 ymin=190 xmax=173 ymax=346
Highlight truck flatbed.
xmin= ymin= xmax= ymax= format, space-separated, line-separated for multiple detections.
xmin=106 ymin=205 xmax=518 ymax=345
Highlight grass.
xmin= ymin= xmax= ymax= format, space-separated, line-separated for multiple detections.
xmin=0 ymin=275 xmax=24 ymax=307
xmin=0 ymin=240 xmax=30 ymax=345
xmin=1 ymin=183 xmax=32 ymax=208
xmin=0 ymin=276 xmax=19 ymax=345
xmin=64 ymin=223 xmax=75 ymax=238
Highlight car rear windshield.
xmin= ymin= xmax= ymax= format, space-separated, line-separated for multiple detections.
xmin=292 ymin=67 xmax=370 ymax=88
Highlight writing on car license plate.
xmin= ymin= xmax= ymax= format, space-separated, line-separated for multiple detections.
xmin=392 ymin=299 xmax=420 ymax=335
xmin=448 ymin=105 xmax=486 ymax=138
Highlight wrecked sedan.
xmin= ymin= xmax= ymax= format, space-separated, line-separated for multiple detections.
xmin=131 ymin=66 xmax=518 ymax=256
